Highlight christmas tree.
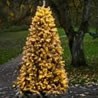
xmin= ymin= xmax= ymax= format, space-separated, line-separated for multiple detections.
xmin=15 ymin=5 xmax=68 ymax=97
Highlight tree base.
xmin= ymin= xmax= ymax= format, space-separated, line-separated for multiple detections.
xmin=71 ymin=60 xmax=88 ymax=67
xmin=15 ymin=92 xmax=64 ymax=98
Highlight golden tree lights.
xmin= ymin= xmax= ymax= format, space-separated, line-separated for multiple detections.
xmin=15 ymin=6 xmax=68 ymax=96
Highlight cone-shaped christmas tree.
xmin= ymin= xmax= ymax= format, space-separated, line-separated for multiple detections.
xmin=15 ymin=6 xmax=68 ymax=96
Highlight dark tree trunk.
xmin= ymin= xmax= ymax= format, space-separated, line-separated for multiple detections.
xmin=71 ymin=32 xmax=86 ymax=67
xmin=63 ymin=27 xmax=87 ymax=67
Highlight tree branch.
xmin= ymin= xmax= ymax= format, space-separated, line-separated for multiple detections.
xmin=56 ymin=0 xmax=75 ymax=36
xmin=79 ymin=0 xmax=92 ymax=33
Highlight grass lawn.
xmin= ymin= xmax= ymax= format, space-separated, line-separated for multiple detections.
xmin=0 ymin=28 xmax=98 ymax=84
xmin=0 ymin=30 xmax=28 ymax=64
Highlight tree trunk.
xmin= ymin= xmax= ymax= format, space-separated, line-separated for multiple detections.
xmin=70 ymin=32 xmax=87 ymax=67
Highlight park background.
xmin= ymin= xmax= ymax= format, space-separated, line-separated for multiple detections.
xmin=0 ymin=0 xmax=98 ymax=86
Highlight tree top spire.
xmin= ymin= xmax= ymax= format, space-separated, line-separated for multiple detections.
xmin=42 ymin=0 xmax=46 ymax=7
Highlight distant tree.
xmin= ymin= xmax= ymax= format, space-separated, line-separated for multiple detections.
xmin=0 ymin=1 xmax=8 ymax=26
xmin=0 ymin=0 xmax=39 ymax=25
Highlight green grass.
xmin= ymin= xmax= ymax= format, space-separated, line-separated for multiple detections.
xmin=84 ymin=34 xmax=98 ymax=63
xmin=0 ymin=28 xmax=98 ymax=84
xmin=0 ymin=30 xmax=28 ymax=64
xmin=0 ymin=25 xmax=28 ymax=33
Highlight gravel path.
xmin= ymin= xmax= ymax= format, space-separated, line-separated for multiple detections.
xmin=0 ymin=55 xmax=98 ymax=98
